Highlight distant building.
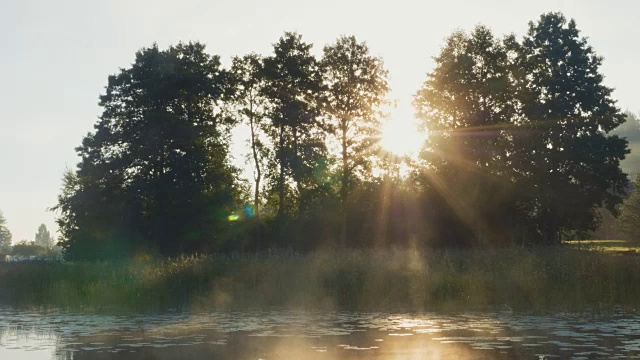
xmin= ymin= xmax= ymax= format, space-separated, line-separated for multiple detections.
xmin=0 ymin=253 xmax=9 ymax=262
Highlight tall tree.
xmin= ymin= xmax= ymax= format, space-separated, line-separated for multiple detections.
xmin=322 ymin=35 xmax=389 ymax=243
xmin=414 ymin=26 xmax=519 ymax=245
xmin=34 ymin=224 xmax=55 ymax=249
xmin=230 ymin=54 xmax=270 ymax=217
xmin=618 ymin=174 xmax=640 ymax=240
xmin=262 ymin=32 xmax=328 ymax=218
xmin=612 ymin=112 xmax=640 ymax=175
xmin=509 ymin=13 xmax=629 ymax=243
xmin=54 ymin=43 xmax=238 ymax=258
xmin=0 ymin=210 xmax=12 ymax=251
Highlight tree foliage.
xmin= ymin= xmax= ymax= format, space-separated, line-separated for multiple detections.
xmin=0 ymin=210 xmax=11 ymax=251
xmin=12 ymin=240 xmax=48 ymax=257
xmin=262 ymin=32 xmax=329 ymax=218
xmin=618 ymin=175 xmax=640 ymax=240
xmin=414 ymin=14 xmax=629 ymax=245
xmin=54 ymin=43 xmax=238 ymax=259
xmin=53 ymin=15 xmax=631 ymax=259
xmin=322 ymin=35 xmax=389 ymax=243
xmin=34 ymin=224 xmax=55 ymax=249
xmin=230 ymin=54 xmax=270 ymax=217
xmin=510 ymin=13 xmax=629 ymax=243
xmin=414 ymin=26 xmax=519 ymax=246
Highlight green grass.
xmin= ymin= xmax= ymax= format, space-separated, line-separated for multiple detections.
xmin=1 ymin=247 xmax=640 ymax=313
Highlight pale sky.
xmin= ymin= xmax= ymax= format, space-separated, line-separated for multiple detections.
xmin=1 ymin=0 xmax=638 ymax=242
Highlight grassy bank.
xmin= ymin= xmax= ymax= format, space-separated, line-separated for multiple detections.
xmin=1 ymin=247 xmax=639 ymax=313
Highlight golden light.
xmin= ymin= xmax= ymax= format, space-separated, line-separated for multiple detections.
xmin=379 ymin=116 xmax=425 ymax=157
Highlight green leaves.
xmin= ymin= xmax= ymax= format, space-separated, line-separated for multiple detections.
xmin=58 ymin=42 xmax=237 ymax=258
xmin=54 ymin=15 xmax=631 ymax=256
xmin=323 ymin=35 xmax=390 ymax=191
xmin=515 ymin=13 xmax=628 ymax=242
xmin=414 ymin=13 xmax=629 ymax=245
xmin=261 ymin=32 xmax=328 ymax=217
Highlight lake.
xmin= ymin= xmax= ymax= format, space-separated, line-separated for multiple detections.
xmin=1 ymin=307 xmax=639 ymax=359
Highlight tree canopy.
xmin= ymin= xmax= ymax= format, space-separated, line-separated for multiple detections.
xmin=0 ymin=210 xmax=11 ymax=252
xmin=261 ymin=32 xmax=329 ymax=219
xmin=54 ymin=43 xmax=238 ymax=259
xmin=618 ymin=175 xmax=640 ymax=240
xmin=12 ymin=240 xmax=49 ymax=257
xmin=413 ymin=13 xmax=629 ymax=245
xmin=54 ymin=13 xmax=632 ymax=259
xmin=322 ymin=35 xmax=389 ymax=243
xmin=414 ymin=25 xmax=518 ymax=246
xmin=34 ymin=224 xmax=55 ymax=249
xmin=230 ymin=53 xmax=269 ymax=218
xmin=510 ymin=13 xmax=628 ymax=243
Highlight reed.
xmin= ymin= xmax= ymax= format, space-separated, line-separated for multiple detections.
xmin=1 ymin=247 xmax=639 ymax=313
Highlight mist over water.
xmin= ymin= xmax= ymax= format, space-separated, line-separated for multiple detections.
xmin=2 ymin=307 xmax=640 ymax=359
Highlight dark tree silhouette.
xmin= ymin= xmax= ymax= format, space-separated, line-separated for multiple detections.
xmin=51 ymin=13 xmax=632 ymax=257
xmin=262 ymin=32 xmax=329 ymax=218
xmin=55 ymin=43 xmax=238 ymax=259
xmin=414 ymin=15 xmax=629 ymax=245
xmin=230 ymin=54 xmax=270 ymax=217
xmin=322 ymin=35 xmax=389 ymax=244
xmin=414 ymin=26 xmax=519 ymax=245
xmin=509 ymin=13 xmax=629 ymax=243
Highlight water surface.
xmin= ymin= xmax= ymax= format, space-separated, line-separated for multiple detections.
xmin=1 ymin=307 xmax=639 ymax=359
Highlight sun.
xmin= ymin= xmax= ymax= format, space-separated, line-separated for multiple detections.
xmin=379 ymin=117 xmax=425 ymax=157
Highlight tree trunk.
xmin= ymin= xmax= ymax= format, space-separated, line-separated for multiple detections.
xmin=292 ymin=124 xmax=303 ymax=211
xmin=277 ymin=124 xmax=285 ymax=219
xmin=341 ymin=119 xmax=348 ymax=246
xmin=249 ymin=105 xmax=261 ymax=218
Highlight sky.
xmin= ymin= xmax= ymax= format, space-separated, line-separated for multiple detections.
xmin=1 ymin=0 xmax=639 ymax=242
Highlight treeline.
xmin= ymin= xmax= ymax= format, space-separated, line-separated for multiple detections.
xmin=54 ymin=12 xmax=630 ymax=259
xmin=0 ymin=212 xmax=60 ymax=257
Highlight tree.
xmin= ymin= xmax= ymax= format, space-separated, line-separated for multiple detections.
xmin=12 ymin=240 xmax=48 ymax=257
xmin=413 ymin=14 xmax=628 ymax=246
xmin=230 ymin=54 xmax=270 ymax=217
xmin=413 ymin=26 xmax=520 ymax=245
xmin=54 ymin=43 xmax=238 ymax=259
xmin=613 ymin=112 xmax=640 ymax=175
xmin=0 ymin=210 xmax=12 ymax=251
xmin=322 ymin=35 xmax=389 ymax=243
xmin=262 ymin=32 xmax=329 ymax=218
xmin=509 ymin=13 xmax=629 ymax=243
xmin=34 ymin=224 xmax=55 ymax=249
xmin=618 ymin=175 xmax=640 ymax=240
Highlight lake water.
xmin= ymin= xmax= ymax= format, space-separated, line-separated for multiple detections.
xmin=1 ymin=307 xmax=639 ymax=359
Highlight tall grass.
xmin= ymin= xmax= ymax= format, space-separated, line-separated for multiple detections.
xmin=1 ymin=247 xmax=639 ymax=313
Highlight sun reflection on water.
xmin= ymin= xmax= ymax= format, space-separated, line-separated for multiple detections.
xmin=1 ymin=308 xmax=640 ymax=359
